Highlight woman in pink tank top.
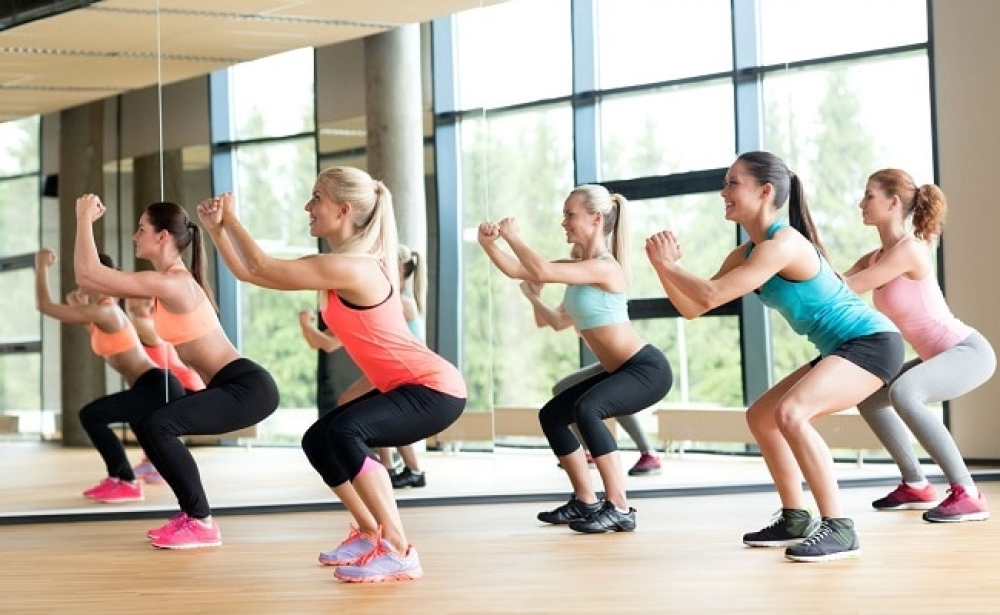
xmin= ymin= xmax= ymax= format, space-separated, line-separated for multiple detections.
xmin=845 ymin=168 xmax=996 ymax=523
xmin=197 ymin=166 xmax=466 ymax=584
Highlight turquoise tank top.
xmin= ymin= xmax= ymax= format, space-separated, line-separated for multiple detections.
xmin=748 ymin=222 xmax=897 ymax=356
xmin=561 ymin=254 xmax=630 ymax=331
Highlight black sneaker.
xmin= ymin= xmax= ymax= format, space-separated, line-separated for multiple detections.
xmin=537 ymin=497 xmax=602 ymax=525
xmin=568 ymin=500 xmax=637 ymax=533
xmin=391 ymin=468 xmax=426 ymax=489
xmin=743 ymin=508 xmax=819 ymax=547
xmin=785 ymin=517 xmax=860 ymax=562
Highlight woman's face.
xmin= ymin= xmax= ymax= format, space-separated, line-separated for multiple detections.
xmin=561 ymin=194 xmax=599 ymax=245
xmin=859 ymin=179 xmax=894 ymax=227
xmin=132 ymin=213 xmax=159 ymax=260
xmin=720 ymin=161 xmax=764 ymax=222
xmin=304 ymin=182 xmax=341 ymax=238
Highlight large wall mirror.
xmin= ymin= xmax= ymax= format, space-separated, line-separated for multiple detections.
xmin=2 ymin=0 xmax=941 ymax=523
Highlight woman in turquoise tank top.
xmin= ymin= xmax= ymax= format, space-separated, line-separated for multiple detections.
xmin=645 ymin=151 xmax=904 ymax=563
xmin=479 ymin=184 xmax=673 ymax=534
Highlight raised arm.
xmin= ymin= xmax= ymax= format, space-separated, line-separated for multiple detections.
xmin=843 ymin=237 xmax=928 ymax=295
xmin=298 ymin=309 xmax=342 ymax=353
xmin=519 ymin=281 xmax=574 ymax=330
xmin=199 ymin=193 xmax=357 ymax=292
xmin=478 ymin=221 xmax=531 ymax=279
xmin=645 ymin=229 xmax=795 ymax=318
xmin=35 ymin=248 xmax=115 ymax=327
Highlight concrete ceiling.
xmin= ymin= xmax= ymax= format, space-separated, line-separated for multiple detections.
xmin=0 ymin=0 xmax=501 ymax=124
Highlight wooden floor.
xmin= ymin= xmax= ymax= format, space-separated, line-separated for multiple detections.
xmin=3 ymin=481 xmax=1000 ymax=614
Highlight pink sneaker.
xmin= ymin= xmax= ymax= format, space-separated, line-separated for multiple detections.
xmin=91 ymin=479 xmax=144 ymax=503
xmin=628 ymin=453 xmax=662 ymax=476
xmin=333 ymin=532 xmax=422 ymax=583
xmin=922 ymin=484 xmax=990 ymax=523
xmin=872 ymin=482 xmax=938 ymax=510
xmin=319 ymin=526 xmax=377 ymax=566
xmin=151 ymin=516 xmax=222 ymax=549
xmin=83 ymin=477 xmax=116 ymax=499
xmin=148 ymin=512 xmax=190 ymax=540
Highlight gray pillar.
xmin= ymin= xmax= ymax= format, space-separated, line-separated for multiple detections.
xmin=364 ymin=24 xmax=427 ymax=300
xmin=58 ymin=101 xmax=106 ymax=446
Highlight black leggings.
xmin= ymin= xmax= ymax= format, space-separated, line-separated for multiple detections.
xmin=301 ymin=384 xmax=465 ymax=488
xmin=79 ymin=368 xmax=185 ymax=481
xmin=539 ymin=344 xmax=673 ymax=458
xmin=133 ymin=358 xmax=279 ymax=519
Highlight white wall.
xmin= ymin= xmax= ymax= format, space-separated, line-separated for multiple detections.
xmin=932 ymin=0 xmax=1000 ymax=458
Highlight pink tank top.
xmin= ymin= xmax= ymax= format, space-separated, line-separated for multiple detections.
xmin=321 ymin=289 xmax=466 ymax=399
xmin=871 ymin=253 xmax=973 ymax=360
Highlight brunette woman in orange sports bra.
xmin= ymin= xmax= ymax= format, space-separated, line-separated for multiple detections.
xmin=197 ymin=166 xmax=466 ymax=583
xmin=74 ymin=195 xmax=279 ymax=550
xmin=33 ymin=248 xmax=186 ymax=504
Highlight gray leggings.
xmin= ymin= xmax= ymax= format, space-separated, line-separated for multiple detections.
xmin=554 ymin=363 xmax=655 ymax=453
xmin=857 ymin=332 xmax=995 ymax=487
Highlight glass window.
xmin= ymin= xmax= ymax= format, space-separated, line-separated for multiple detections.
xmin=0 ymin=353 xmax=43 ymax=440
xmin=758 ymin=0 xmax=928 ymax=65
xmin=596 ymin=0 xmax=732 ymax=89
xmin=600 ymin=79 xmax=735 ymax=180
xmin=624 ymin=192 xmax=734 ymax=299
xmin=459 ymin=104 xmax=575 ymax=410
xmin=230 ymin=47 xmax=315 ymax=140
xmin=761 ymin=53 xmax=933 ymax=274
xmin=454 ymin=0 xmax=572 ymax=110
xmin=231 ymin=138 xmax=319 ymax=443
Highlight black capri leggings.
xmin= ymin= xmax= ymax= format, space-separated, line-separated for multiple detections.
xmin=132 ymin=358 xmax=279 ymax=519
xmin=539 ymin=344 xmax=672 ymax=458
xmin=301 ymin=384 xmax=466 ymax=488
xmin=79 ymin=368 xmax=185 ymax=482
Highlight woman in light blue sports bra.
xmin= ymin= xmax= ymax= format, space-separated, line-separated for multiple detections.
xmin=479 ymin=184 xmax=673 ymax=534
xmin=645 ymin=151 xmax=904 ymax=563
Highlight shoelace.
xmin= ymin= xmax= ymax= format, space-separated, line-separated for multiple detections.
xmin=337 ymin=525 xmax=363 ymax=549
xmin=797 ymin=522 xmax=832 ymax=547
xmin=353 ymin=527 xmax=388 ymax=566
xmin=938 ymin=486 xmax=965 ymax=507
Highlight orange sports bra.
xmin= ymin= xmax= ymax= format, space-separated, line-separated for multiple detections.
xmin=90 ymin=318 xmax=142 ymax=358
xmin=152 ymin=296 xmax=219 ymax=346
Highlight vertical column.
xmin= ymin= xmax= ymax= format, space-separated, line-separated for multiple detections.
xmin=57 ymin=101 xmax=105 ymax=446
xmin=364 ymin=24 xmax=427 ymax=296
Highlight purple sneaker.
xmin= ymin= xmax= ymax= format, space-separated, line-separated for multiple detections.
xmin=333 ymin=536 xmax=422 ymax=583
xmin=318 ymin=526 xmax=377 ymax=566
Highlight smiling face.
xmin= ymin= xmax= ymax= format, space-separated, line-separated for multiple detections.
xmin=720 ymin=161 xmax=766 ymax=222
xmin=304 ymin=180 xmax=344 ymax=238
xmin=560 ymin=193 xmax=600 ymax=246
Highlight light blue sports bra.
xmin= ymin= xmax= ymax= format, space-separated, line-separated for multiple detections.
xmin=561 ymin=254 xmax=629 ymax=331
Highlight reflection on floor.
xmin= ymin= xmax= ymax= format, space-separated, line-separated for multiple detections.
xmin=4 ymin=440 xmax=995 ymax=523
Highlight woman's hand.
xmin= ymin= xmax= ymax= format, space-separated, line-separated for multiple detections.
xmin=645 ymin=230 xmax=683 ymax=267
xmin=519 ymin=280 xmax=542 ymax=298
xmin=35 ymin=248 xmax=56 ymax=269
xmin=298 ymin=308 xmax=316 ymax=328
xmin=497 ymin=216 xmax=519 ymax=240
xmin=477 ymin=221 xmax=500 ymax=246
xmin=75 ymin=194 xmax=106 ymax=223
xmin=196 ymin=195 xmax=225 ymax=232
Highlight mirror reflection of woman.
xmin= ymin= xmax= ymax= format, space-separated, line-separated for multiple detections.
xmin=33 ymin=248 xmax=185 ymax=504
xmin=198 ymin=166 xmax=466 ymax=583
xmin=125 ymin=297 xmax=207 ymax=484
xmin=74 ymin=195 xmax=280 ymax=550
